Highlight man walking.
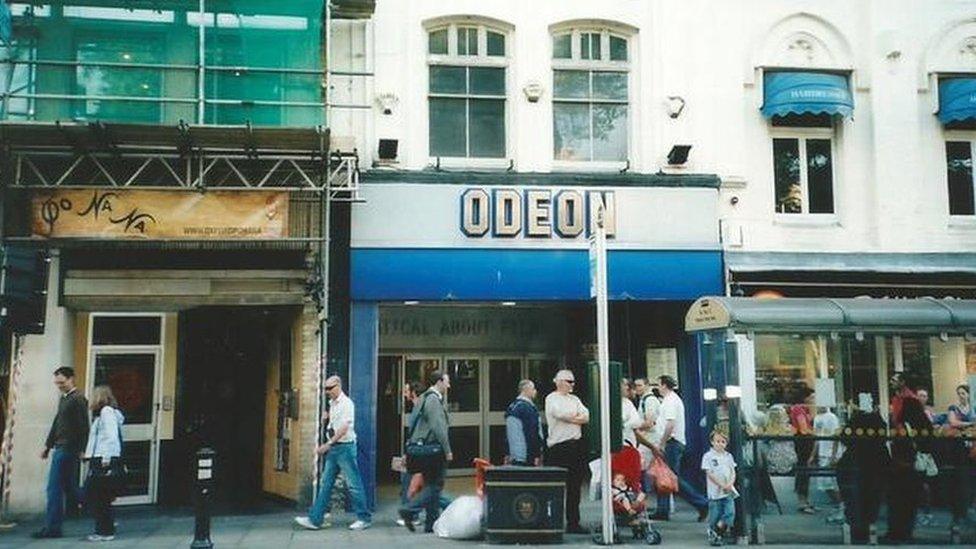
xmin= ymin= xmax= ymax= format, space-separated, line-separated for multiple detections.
xmin=399 ymin=371 xmax=453 ymax=534
xmin=651 ymin=375 xmax=708 ymax=521
xmin=505 ymin=380 xmax=542 ymax=466
xmin=33 ymin=367 xmax=89 ymax=539
xmin=295 ymin=376 xmax=372 ymax=531
xmin=634 ymin=378 xmax=662 ymax=485
xmin=544 ymin=369 xmax=589 ymax=534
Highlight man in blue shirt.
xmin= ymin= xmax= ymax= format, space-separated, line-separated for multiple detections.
xmin=505 ymin=380 xmax=542 ymax=466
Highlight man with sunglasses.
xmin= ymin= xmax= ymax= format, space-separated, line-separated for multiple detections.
xmin=544 ymin=369 xmax=589 ymax=534
xmin=295 ymin=375 xmax=372 ymax=531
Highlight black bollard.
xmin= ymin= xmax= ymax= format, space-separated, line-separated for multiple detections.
xmin=191 ymin=447 xmax=215 ymax=549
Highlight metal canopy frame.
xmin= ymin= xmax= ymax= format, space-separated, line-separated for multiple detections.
xmin=0 ymin=121 xmax=361 ymax=200
xmin=685 ymin=296 xmax=976 ymax=335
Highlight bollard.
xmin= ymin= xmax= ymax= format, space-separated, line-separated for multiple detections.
xmin=191 ymin=447 xmax=215 ymax=549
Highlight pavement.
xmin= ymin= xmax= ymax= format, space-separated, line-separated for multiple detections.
xmin=0 ymin=479 xmax=973 ymax=548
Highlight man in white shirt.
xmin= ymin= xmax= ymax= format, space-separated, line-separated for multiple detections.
xmin=634 ymin=378 xmax=661 ymax=470
xmin=544 ymin=369 xmax=589 ymax=534
xmin=621 ymin=379 xmax=643 ymax=448
xmin=295 ymin=376 xmax=372 ymax=531
xmin=652 ymin=375 xmax=709 ymax=522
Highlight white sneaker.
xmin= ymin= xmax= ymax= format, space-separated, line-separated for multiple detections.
xmin=349 ymin=520 xmax=371 ymax=531
xmin=294 ymin=516 xmax=320 ymax=530
xmin=396 ymin=518 xmax=406 ymax=527
xmin=86 ymin=534 xmax=115 ymax=542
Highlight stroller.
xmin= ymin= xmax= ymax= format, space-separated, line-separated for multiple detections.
xmin=610 ymin=445 xmax=662 ymax=545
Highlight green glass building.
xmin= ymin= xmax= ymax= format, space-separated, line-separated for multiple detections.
xmin=2 ymin=1 xmax=325 ymax=126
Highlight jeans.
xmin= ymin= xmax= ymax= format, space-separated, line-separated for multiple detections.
xmin=45 ymin=447 xmax=81 ymax=532
xmin=708 ymin=496 xmax=735 ymax=532
xmin=399 ymin=461 xmax=446 ymax=532
xmin=308 ymin=442 xmax=371 ymax=525
xmin=399 ymin=471 xmax=452 ymax=510
xmin=656 ymin=439 xmax=708 ymax=515
xmin=85 ymin=464 xmax=116 ymax=536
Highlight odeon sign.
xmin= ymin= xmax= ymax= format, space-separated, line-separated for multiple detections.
xmin=459 ymin=188 xmax=616 ymax=238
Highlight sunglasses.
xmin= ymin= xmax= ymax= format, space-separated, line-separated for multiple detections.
xmin=325 ymin=385 xmax=338 ymax=391
xmin=561 ymin=379 xmax=575 ymax=384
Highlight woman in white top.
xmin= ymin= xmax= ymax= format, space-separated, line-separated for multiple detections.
xmin=83 ymin=385 xmax=125 ymax=543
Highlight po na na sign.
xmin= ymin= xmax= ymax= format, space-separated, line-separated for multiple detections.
xmin=460 ymin=188 xmax=615 ymax=238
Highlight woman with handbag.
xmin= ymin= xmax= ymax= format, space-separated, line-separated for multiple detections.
xmin=83 ymin=385 xmax=125 ymax=542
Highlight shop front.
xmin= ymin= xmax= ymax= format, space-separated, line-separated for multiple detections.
xmin=348 ymin=171 xmax=725 ymax=506
xmin=685 ymin=297 xmax=976 ymax=545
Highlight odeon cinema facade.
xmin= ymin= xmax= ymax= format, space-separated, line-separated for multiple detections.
xmin=348 ymin=170 xmax=725 ymax=503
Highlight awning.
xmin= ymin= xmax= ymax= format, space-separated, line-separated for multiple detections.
xmin=937 ymin=77 xmax=976 ymax=124
xmin=726 ymin=251 xmax=976 ymax=274
xmin=685 ymin=296 xmax=976 ymax=334
xmin=761 ymin=71 xmax=854 ymax=119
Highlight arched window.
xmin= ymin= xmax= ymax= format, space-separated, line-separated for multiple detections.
xmin=551 ymin=27 xmax=631 ymax=163
xmin=426 ymin=21 xmax=509 ymax=159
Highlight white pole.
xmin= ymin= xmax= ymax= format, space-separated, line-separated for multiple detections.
xmin=594 ymin=208 xmax=613 ymax=545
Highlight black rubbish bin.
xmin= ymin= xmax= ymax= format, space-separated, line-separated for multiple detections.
xmin=484 ymin=466 xmax=566 ymax=544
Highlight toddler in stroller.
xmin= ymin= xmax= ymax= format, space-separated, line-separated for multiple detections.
xmin=611 ymin=445 xmax=662 ymax=545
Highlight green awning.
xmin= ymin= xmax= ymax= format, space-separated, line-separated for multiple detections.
xmin=685 ymin=296 xmax=976 ymax=334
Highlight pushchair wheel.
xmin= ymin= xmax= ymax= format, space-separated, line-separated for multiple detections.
xmin=644 ymin=527 xmax=662 ymax=545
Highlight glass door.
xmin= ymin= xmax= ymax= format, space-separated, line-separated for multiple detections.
xmin=486 ymin=357 xmax=523 ymax=464
xmin=443 ymin=357 xmax=481 ymax=472
xmin=90 ymin=349 xmax=161 ymax=505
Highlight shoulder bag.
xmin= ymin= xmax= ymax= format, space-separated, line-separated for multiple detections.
xmin=405 ymin=393 xmax=446 ymax=474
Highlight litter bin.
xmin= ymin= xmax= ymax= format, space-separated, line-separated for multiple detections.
xmin=484 ymin=466 xmax=566 ymax=544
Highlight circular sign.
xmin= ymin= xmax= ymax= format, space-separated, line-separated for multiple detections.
xmin=512 ymin=492 xmax=540 ymax=525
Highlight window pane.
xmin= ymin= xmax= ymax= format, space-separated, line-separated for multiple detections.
xmin=580 ymin=32 xmax=599 ymax=60
xmin=773 ymin=138 xmax=802 ymax=214
xmin=429 ymin=66 xmax=466 ymax=94
xmin=469 ymin=67 xmax=505 ymax=95
xmin=553 ymin=33 xmax=571 ymax=59
xmin=487 ymin=31 xmax=505 ymax=56
xmin=458 ymin=27 xmax=477 ymax=56
xmin=75 ymin=33 xmax=163 ymax=123
xmin=609 ymin=36 xmax=627 ymax=61
xmin=946 ymin=141 xmax=975 ymax=215
xmin=446 ymin=358 xmax=480 ymax=412
xmin=592 ymin=72 xmax=628 ymax=100
xmin=92 ymin=316 xmax=161 ymax=345
xmin=429 ymin=29 xmax=448 ymax=54
xmin=553 ymin=70 xmax=589 ymax=99
xmin=469 ymin=99 xmax=505 ymax=158
xmin=554 ymin=103 xmax=590 ymax=161
xmin=592 ymin=104 xmax=628 ymax=161
xmin=429 ymin=97 xmax=466 ymax=157
xmin=806 ymin=139 xmax=834 ymax=214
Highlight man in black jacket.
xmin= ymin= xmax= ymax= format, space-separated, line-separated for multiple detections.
xmin=32 ymin=367 xmax=89 ymax=539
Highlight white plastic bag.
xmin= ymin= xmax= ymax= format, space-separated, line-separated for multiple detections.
xmin=432 ymin=495 xmax=483 ymax=539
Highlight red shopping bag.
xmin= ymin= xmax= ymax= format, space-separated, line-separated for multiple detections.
xmin=649 ymin=454 xmax=678 ymax=495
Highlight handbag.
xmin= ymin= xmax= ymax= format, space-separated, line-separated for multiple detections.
xmin=404 ymin=392 xmax=445 ymax=474
xmin=649 ymin=454 xmax=678 ymax=495
xmin=89 ymin=407 xmax=129 ymax=491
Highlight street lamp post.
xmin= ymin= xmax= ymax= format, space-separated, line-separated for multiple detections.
xmin=589 ymin=206 xmax=613 ymax=545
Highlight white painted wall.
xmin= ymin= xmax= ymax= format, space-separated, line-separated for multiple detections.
xmin=7 ymin=252 xmax=76 ymax=515
xmin=349 ymin=0 xmax=976 ymax=257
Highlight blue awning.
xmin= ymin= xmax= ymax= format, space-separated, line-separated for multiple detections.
xmin=761 ymin=71 xmax=854 ymax=119
xmin=938 ymin=78 xmax=976 ymax=124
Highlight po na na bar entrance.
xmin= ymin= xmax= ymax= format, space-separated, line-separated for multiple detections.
xmin=685 ymin=297 xmax=976 ymax=545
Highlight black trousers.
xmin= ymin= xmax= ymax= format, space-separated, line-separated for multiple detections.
xmin=545 ymin=439 xmax=583 ymax=528
xmin=85 ymin=468 xmax=116 ymax=536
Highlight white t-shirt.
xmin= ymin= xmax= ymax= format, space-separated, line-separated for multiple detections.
xmin=545 ymin=392 xmax=589 ymax=447
xmin=637 ymin=393 xmax=662 ymax=444
xmin=701 ymin=448 xmax=736 ymax=500
xmin=659 ymin=391 xmax=686 ymax=445
xmin=328 ymin=393 xmax=356 ymax=443
xmin=621 ymin=397 xmax=642 ymax=447
xmin=814 ymin=410 xmax=841 ymax=461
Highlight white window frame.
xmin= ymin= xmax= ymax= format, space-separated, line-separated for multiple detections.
xmin=426 ymin=23 xmax=510 ymax=168
xmin=551 ymin=28 xmax=632 ymax=171
xmin=770 ymin=126 xmax=839 ymax=219
xmin=943 ymin=131 xmax=976 ymax=221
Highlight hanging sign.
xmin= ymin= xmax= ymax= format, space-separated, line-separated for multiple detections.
xmin=31 ymin=189 xmax=288 ymax=239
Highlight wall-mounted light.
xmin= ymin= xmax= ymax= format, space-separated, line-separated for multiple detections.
xmin=523 ymin=81 xmax=544 ymax=103
xmin=665 ymin=95 xmax=686 ymax=118
xmin=403 ymin=300 xmax=419 ymax=306
xmin=375 ymin=92 xmax=399 ymax=115
xmin=667 ymin=145 xmax=692 ymax=165
xmin=501 ymin=301 xmax=517 ymax=307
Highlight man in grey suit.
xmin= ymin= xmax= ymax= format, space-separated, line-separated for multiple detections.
xmin=398 ymin=370 xmax=453 ymax=534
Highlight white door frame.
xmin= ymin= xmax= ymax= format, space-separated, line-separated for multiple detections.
xmin=86 ymin=313 xmax=164 ymax=505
